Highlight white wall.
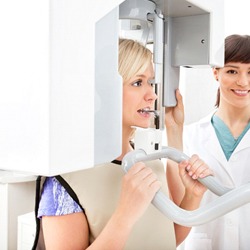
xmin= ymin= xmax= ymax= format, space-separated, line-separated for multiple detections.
xmin=179 ymin=67 xmax=218 ymax=125
xmin=224 ymin=0 xmax=249 ymax=36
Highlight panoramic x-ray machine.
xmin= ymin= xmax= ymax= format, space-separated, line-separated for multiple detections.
xmin=119 ymin=0 xmax=250 ymax=227
xmin=1 ymin=0 xmax=249 ymax=230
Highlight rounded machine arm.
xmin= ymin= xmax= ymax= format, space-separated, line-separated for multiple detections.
xmin=122 ymin=147 xmax=249 ymax=226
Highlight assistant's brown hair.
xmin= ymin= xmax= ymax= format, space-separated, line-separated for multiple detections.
xmin=215 ymin=34 xmax=250 ymax=107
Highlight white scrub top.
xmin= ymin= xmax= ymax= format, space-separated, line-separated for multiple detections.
xmin=180 ymin=113 xmax=250 ymax=250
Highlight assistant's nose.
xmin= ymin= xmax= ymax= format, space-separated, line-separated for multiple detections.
xmin=236 ymin=73 xmax=250 ymax=87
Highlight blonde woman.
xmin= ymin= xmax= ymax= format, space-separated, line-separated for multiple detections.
xmin=33 ymin=39 xmax=212 ymax=250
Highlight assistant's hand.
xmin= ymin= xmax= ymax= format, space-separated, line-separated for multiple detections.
xmin=165 ymin=89 xmax=184 ymax=130
xmin=178 ymin=155 xmax=213 ymax=197
xmin=165 ymin=89 xmax=184 ymax=150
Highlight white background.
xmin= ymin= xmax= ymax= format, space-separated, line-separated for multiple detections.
xmin=225 ymin=0 xmax=249 ymax=36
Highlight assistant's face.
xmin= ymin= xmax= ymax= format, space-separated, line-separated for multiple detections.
xmin=213 ymin=62 xmax=250 ymax=109
xmin=122 ymin=62 xmax=157 ymax=129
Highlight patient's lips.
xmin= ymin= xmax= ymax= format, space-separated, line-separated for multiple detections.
xmin=137 ymin=108 xmax=159 ymax=117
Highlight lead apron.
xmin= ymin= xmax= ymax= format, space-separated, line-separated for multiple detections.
xmin=35 ymin=160 xmax=176 ymax=249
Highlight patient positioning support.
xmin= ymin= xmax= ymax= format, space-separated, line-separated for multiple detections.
xmin=122 ymin=147 xmax=250 ymax=227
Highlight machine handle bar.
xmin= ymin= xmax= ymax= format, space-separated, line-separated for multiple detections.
xmin=122 ymin=147 xmax=249 ymax=226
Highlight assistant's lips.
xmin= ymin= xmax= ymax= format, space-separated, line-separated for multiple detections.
xmin=232 ymin=89 xmax=250 ymax=96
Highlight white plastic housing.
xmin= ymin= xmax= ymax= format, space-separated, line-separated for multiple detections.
xmin=0 ymin=0 xmax=123 ymax=176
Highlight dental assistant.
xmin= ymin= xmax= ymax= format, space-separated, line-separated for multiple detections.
xmin=171 ymin=34 xmax=250 ymax=250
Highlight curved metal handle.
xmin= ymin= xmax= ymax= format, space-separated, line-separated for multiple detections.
xmin=122 ymin=147 xmax=249 ymax=226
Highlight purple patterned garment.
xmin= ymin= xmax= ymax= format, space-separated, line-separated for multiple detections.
xmin=37 ymin=177 xmax=83 ymax=218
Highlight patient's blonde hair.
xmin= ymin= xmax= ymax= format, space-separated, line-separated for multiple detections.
xmin=119 ymin=39 xmax=152 ymax=83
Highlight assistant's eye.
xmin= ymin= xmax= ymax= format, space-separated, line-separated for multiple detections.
xmin=132 ymin=80 xmax=142 ymax=87
xmin=227 ymin=69 xmax=237 ymax=74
